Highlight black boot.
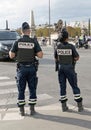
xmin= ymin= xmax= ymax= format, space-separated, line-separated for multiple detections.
xmin=30 ymin=105 xmax=35 ymax=115
xmin=77 ymin=101 xmax=83 ymax=112
xmin=19 ymin=106 xmax=25 ymax=116
xmin=61 ymin=102 xmax=69 ymax=112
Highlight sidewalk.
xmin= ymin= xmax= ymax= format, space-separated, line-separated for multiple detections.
xmin=0 ymin=103 xmax=91 ymax=130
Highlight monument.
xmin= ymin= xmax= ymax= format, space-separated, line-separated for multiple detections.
xmin=30 ymin=10 xmax=36 ymax=37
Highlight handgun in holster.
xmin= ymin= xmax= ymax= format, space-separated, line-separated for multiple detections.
xmin=55 ymin=60 xmax=59 ymax=71
xmin=34 ymin=58 xmax=39 ymax=71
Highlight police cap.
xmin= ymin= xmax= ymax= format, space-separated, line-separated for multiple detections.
xmin=22 ymin=22 xmax=30 ymax=30
xmin=61 ymin=30 xmax=68 ymax=39
xmin=58 ymin=30 xmax=68 ymax=42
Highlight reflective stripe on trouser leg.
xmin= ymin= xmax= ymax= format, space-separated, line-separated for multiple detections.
xmin=17 ymin=100 xmax=26 ymax=107
xmin=59 ymin=95 xmax=68 ymax=103
xmin=74 ymin=94 xmax=83 ymax=102
xmin=28 ymin=99 xmax=37 ymax=105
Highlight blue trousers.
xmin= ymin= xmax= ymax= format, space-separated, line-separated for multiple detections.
xmin=58 ymin=64 xmax=82 ymax=102
xmin=16 ymin=65 xmax=37 ymax=106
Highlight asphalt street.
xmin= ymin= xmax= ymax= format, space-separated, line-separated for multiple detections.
xmin=0 ymin=46 xmax=91 ymax=130
xmin=0 ymin=46 xmax=91 ymax=110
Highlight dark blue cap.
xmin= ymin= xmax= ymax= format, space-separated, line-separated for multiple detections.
xmin=22 ymin=22 xmax=30 ymax=30
xmin=58 ymin=30 xmax=68 ymax=42
xmin=61 ymin=30 xmax=68 ymax=39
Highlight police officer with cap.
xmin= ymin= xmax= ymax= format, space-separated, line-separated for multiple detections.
xmin=54 ymin=30 xmax=83 ymax=112
xmin=9 ymin=22 xmax=43 ymax=116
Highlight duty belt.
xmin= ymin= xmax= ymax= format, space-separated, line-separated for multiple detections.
xmin=17 ymin=63 xmax=34 ymax=68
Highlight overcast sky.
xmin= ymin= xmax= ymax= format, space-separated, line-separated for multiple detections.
xmin=0 ymin=0 xmax=91 ymax=29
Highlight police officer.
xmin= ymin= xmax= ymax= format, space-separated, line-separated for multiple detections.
xmin=54 ymin=30 xmax=83 ymax=112
xmin=9 ymin=22 xmax=43 ymax=116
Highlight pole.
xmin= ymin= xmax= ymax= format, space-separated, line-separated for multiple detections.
xmin=49 ymin=0 xmax=51 ymax=45
xmin=88 ymin=18 xmax=90 ymax=36
xmin=6 ymin=20 xmax=9 ymax=30
xmin=65 ymin=21 xmax=66 ymax=28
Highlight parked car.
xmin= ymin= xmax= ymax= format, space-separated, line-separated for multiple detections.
xmin=0 ymin=29 xmax=20 ymax=60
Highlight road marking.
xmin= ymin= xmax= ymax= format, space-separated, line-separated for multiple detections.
xmin=0 ymin=103 xmax=77 ymax=113
xmin=0 ymin=76 xmax=10 ymax=80
xmin=1 ymin=103 xmax=91 ymax=121
xmin=3 ymin=113 xmax=24 ymax=120
xmin=0 ymin=88 xmax=17 ymax=94
xmin=0 ymin=81 xmax=16 ymax=86
xmin=38 ymin=94 xmax=53 ymax=100
xmin=0 ymin=114 xmax=1 ymax=120
xmin=0 ymin=93 xmax=53 ymax=106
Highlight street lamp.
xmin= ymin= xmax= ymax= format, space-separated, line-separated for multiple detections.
xmin=88 ymin=18 xmax=90 ymax=36
xmin=48 ymin=0 xmax=51 ymax=45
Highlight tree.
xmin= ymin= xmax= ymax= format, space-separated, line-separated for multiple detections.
xmin=36 ymin=27 xmax=54 ymax=37
xmin=66 ymin=26 xmax=81 ymax=37
xmin=16 ymin=28 xmax=22 ymax=35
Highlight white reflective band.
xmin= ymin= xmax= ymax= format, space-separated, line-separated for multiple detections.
xmin=29 ymin=99 xmax=37 ymax=101
xmin=18 ymin=102 xmax=26 ymax=105
xmin=74 ymin=94 xmax=80 ymax=96
xmin=18 ymin=100 xmax=25 ymax=102
xmin=61 ymin=97 xmax=67 ymax=100
xmin=57 ymin=49 xmax=72 ymax=55
xmin=60 ymin=95 xmax=67 ymax=98
xmin=74 ymin=96 xmax=81 ymax=100
xmin=28 ymin=101 xmax=36 ymax=104
xmin=18 ymin=42 xmax=34 ymax=49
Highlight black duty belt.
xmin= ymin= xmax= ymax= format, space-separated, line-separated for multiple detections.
xmin=17 ymin=62 xmax=34 ymax=68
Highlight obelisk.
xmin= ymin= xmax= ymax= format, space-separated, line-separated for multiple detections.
xmin=30 ymin=10 xmax=36 ymax=37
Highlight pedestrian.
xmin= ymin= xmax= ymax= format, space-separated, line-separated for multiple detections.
xmin=54 ymin=30 xmax=83 ymax=112
xmin=9 ymin=22 xmax=43 ymax=116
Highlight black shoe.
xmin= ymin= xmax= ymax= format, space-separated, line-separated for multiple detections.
xmin=77 ymin=102 xmax=84 ymax=112
xmin=62 ymin=106 xmax=69 ymax=112
xmin=62 ymin=102 xmax=69 ymax=112
xmin=30 ymin=105 xmax=36 ymax=115
xmin=19 ymin=106 xmax=25 ymax=116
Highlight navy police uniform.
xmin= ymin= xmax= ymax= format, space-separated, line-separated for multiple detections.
xmin=54 ymin=30 xmax=83 ymax=112
xmin=10 ymin=22 xmax=42 ymax=112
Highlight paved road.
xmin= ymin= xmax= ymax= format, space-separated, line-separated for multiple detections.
xmin=0 ymin=46 xmax=91 ymax=130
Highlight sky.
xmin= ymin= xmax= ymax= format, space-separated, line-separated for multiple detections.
xmin=0 ymin=0 xmax=91 ymax=29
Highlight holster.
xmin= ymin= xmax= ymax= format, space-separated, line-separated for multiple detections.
xmin=17 ymin=63 xmax=20 ymax=69
xmin=55 ymin=61 xmax=59 ymax=71
xmin=34 ymin=59 xmax=39 ymax=71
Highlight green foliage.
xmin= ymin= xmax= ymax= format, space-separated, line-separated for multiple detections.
xmin=36 ymin=27 xmax=54 ymax=37
xmin=67 ymin=26 xmax=81 ymax=37
xmin=16 ymin=25 xmax=87 ymax=38
xmin=16 ymin=28 xmax=22 ymax=35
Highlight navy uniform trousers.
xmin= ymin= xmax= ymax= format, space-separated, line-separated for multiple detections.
xmin=16 ymin=64 xmax=37 ymax=106
xmin=58 ymin=64 xmax=82 ymax=103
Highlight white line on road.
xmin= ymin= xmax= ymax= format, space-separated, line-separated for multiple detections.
xmin=1 ymin=103 xmax=91 ymax=121
xmin=0 ymin=76 xmax=10 ymax=80
xmin=0 ymin=88 xmax=17 ymax=94
xmin=0 ymin=93 xmax=53 ymax=106
xmin=3 ymin=113 xmax=24 ymax=120
xmin=0 ymin=81 xmax=16 ymax=86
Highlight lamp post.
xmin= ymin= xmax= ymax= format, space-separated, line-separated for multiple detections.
xmin=48 ymin=0 xmax=51 ymax=45
xmin=88 ymin=18 xmax=90 ymax=36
